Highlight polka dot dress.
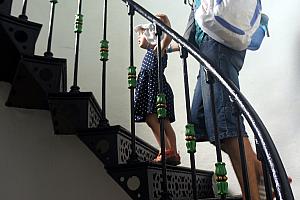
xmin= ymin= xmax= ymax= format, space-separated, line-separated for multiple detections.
xmin=134 ymin=49 xmax=175 ymax=123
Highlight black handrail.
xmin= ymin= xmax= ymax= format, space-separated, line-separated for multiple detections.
xmin=121 ymin=0 xmax=294 ymax=199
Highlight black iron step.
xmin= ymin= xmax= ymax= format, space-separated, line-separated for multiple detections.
xmin=106 ymin=162 xmax=215 ymax=200
xmin=0 ymin=13 xmax=42 ymax=83
xmin=48 ymin=92 xmax=109 ymax=134
xmin=78 ymin=125 xmax=158 ymax=167
xmin=6 ymin=55 xmax=67 ymax=109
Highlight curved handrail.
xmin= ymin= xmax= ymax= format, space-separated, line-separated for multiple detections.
xmin=121 ymin=0 xmax=294 ymax=199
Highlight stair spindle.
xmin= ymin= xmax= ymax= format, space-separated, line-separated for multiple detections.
xmin=100 ymin=0 xmax=109 ymax=118
xmin=19 ymin=0 xmax=28 ymax=20
xmin=255 ymin=139 xmax=273 ymax=199
xmin=70 ymin=0 xmax=83 ymax=92
xmin=44 ymin=0 xmax=58 ymax=57
xmin=234 ymin=102 xmax=251 ymax=200
xmin=155 ymin=25 xmax=172 ymax=200
xmin=204 ymin=67 xmax=228 ymax=199
xmin=126 ymin=4 xmax=139 ymax=163
xmin=180 ymin=46 xmax=198 ymax=200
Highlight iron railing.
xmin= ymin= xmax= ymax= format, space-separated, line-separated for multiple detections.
xmin=121 ymin=0 xmax=294 ymax=199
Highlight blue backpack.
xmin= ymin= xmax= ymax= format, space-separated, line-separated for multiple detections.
xmin=195 ymin=0 xmax=262 ymax=51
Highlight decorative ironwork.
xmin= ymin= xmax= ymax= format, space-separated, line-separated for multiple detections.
xmin=156 ymin=93 xmax=167 ymax=119
xmin=127 ymin=65 xmax=136 ymax=88
xmin=100 ymin=39 xmax=109 ymax=61
xmin=121 ymin=1 xmax=294 ymax=199
xmin=74 ymin=14 xmax=83 ymax=33
xmin=185 ymin=123 xmax=196 ymax=153
xmin=215 ymin=162 xmax=228 ymax=196
xmin=107 ymin=163 xmax=214 ymax=200
xmin=78 ymin=126 xmax=158 ymax=166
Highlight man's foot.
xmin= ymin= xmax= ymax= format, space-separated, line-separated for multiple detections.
xmin=153 ymin=149 xmax=181 ymax=166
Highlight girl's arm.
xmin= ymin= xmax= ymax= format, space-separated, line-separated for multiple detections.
xmin=154 ymin=13 xmax=172 ymax=53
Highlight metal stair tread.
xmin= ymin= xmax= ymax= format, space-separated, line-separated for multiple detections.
xmin=77 ymin=125 xmax=157 ymax=153
xmin=105 ymin=161 xmax=214 ymax=176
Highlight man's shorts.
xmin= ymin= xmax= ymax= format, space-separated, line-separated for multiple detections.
xmin=191 ymin=34 xmax=248 ymax=143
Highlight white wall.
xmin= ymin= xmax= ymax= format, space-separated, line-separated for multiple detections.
xmin=1 ymin=0 xmax=298 ymax=199
xmin=0 ymin=82 xmax=131 ymax=200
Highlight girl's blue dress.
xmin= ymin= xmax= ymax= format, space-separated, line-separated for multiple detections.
xmin=134 ymin=49 xmax=175 ymax=122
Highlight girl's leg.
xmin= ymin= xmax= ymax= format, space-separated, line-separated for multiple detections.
xmin=163 ymin=119 xmax=178 ymax=154
xmin=145 ymin=113 xmax=170 ymax=149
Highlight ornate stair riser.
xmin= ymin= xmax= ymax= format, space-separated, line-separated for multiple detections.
xmin=78 ymin=126 xmax=158 ymax=166
xmin=0 ymin=14 xmax=42 ymax=83
xmin=48 ymin=92 xmax=109 ymax=134
xmin=6 ymin=55 xmax=67 ymax=109
xmin=107 ymin=164 xmax=215 ymax=200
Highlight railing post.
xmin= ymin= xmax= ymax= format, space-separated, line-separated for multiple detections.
xmin=126 ymin=4 xmax=139 ymax=163
xmin=204 ymin=67 xmax=228 ymax=199
xmin=70 ymin=0 xmax=83 ymax=93
xmin=180 ymin=46 xmax=198 ymax=200
xmin=155 ymin=24 xmax=172 ymax=200
xmin=233 ymin=100 xmax=251 ymax=200
xmin=19 ymin=0 xmax=28 ymax=20
xmin=255 ymin=139 xmax=273 ymax=199
xmin=100 ymin=0 xmax=109 ymax=118
xmin=44 ymin=0 xmax=58 ymax=58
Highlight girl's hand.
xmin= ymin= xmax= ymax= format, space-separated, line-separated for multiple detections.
xmin=153 ymin=45 xmax=167 ymax=56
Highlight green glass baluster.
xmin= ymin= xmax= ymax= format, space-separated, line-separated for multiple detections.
xmin=128 ymin=66 xmax=136 ymax=89
xmin=100 ymin=39 xmax=109 ymax=61
xmin=185 ymin=123 xmax=196 ymax=153
xmin=156 ymin=93 xmax=167 ymax=119
xmin=215 ymin=162 xmax=228 ymax=196
xmin=74 ymin=13 xmax=83 ymax=33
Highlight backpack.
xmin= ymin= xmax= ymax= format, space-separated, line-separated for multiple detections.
xmin=194 ymin=0 xmax=262 ymax=51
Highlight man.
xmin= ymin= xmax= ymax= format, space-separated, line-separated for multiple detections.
xmin=167 ymin=1 xmax=269 ymax=199
xmin=190 ymin=1 xmax=271 ymax=199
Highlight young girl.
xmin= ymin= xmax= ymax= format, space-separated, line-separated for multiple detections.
xmin=134 ymin=14 xmax=180 ymax=166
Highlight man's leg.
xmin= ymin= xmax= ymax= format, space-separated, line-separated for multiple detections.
xmin=221 ymin=137 xmax=262 ymax=200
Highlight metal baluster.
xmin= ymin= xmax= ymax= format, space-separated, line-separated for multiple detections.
xmin=204 ymin=67 xmax=228 ymax=199
xmin=44 ymin=0 xmax=58 ymax=57
xmin=19 ymin=0 xmax=28 ymax=20
xmin=155 ymin=25 xmax=172 ymax=200
xmin=233 ymin=101 xmax=251 ymax=200
xmin=255 ymin=139 xmax=273 ymax=200
xmin=100 ymin=0 xmax=109 ymax=118
xmin=180 ymin=46 xmax=197 ymax=200
xmin=70 ymin=0 xmax=83 ymax=93
xmin=126 ymin=4 xmax=139 ymax=163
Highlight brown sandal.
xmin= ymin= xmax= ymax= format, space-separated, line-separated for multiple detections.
xmin=152 ymin=149 xmax=181 ymax=166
